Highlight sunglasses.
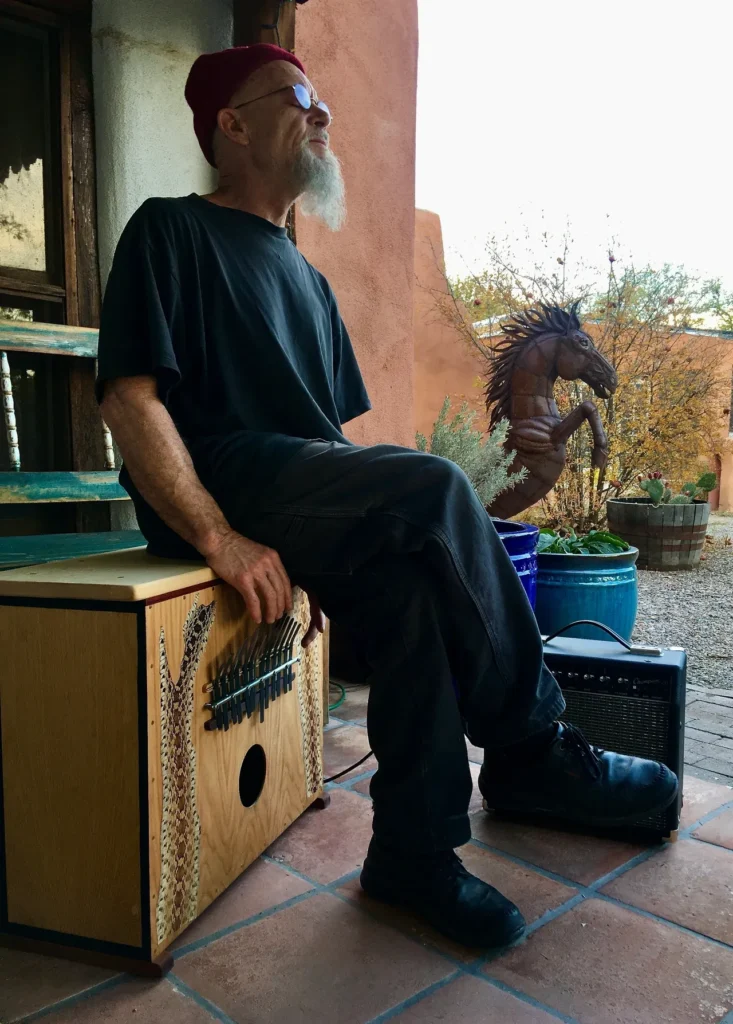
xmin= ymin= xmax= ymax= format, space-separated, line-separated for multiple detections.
xmin=234 ymin=83 xmax=332 ymax=123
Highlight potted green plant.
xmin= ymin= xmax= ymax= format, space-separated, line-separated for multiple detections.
xmin=534 ymin=528 xmax=639 ymax=641
xmin=607 ymin=470 xmax=717 ymax=571
xmin=416 ymin=399 xmax=539 ymax=604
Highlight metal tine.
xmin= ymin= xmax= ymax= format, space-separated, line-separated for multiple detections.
xmin=270 ymin=617 xmax=290 ymax=700
xmin=214 ymin=667 xmax=224 ymax=730
xmin=283 ymin=616 xmax=300 ymax=694
xmin=254 ymin=623 xmax=272 ymax=718
xmin=263 ymin=620 xmax=280 ymax=704
xmin=234 ymin=630 xmax=258 ymax=722
xmin=283 ymin=617 xmax=300 ymax=693
xmin=230 ymin=653 xmax=243 ymax=727
xmin=226 ymin=649 xmax=240 ymax=731
xmin=262 ymin=622 xmax=277 ymax=715
xmin=241 ymin=626 xmax=261 ymax=720
xmin=278 ymin=618 xmax=293 ymax=694
xmin=244 ymin=649 xmax=255 ymax=719
xmin=249 ymin=622 xmax=271 ymax=720
xmin=233 ymin=634 xmax=254 ymax=725
xmin=276 ymin=618 xmax=292 ymax=696
xmin=249 ymin=621 xmax=272 ymax=678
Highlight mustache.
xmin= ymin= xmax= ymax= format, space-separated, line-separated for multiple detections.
xmin=307 ymin=132 xmax=330 ymax=145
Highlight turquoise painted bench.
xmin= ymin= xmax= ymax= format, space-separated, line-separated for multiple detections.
xmin=1 ymin=321 xmax=143 ymax=569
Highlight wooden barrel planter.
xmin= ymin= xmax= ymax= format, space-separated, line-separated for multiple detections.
xmin=607 ymin=498 xmax=710 ymax=571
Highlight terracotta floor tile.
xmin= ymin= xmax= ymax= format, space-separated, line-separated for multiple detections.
xmin=331 ymin=684 xmax=370 ymax=722
xmin=338 ymin=842 xmax=575 ymax=963
xmin=602 ymin=839 xmax=733 ymax=944
xmin=40 ymin=978 xmax=217 ymax=1024
xmin=266 ymin=787 xmax=373 ymax=883
xmin=323 ymin=723 xmax=373 ymax=781
xmin=680 ymin=773 xmax=733 ymax=828
xmin=0 ymin=948 xmax=117 ymax=1024
xmin=172 ymin=857 xmax=314 ymax=951
xmin=694 ymin=808 xmax=733 ymax=850
xmin=459 ymin=843 xmax=577 ymax=920
xmin=486 ymin=899 xmax=733 ymax=1024
xmin=175 ymin=892 xmax=453 ymax=1024
xmin=470 ymin=811 xmax=644 ymax=885
xmin=392 ymin=974 xmax=559 ymax=1023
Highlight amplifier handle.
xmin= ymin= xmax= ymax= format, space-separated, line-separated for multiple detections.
xmin=543 ymin=620 xmax=662 ymax=657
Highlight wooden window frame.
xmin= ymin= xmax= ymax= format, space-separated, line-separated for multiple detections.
xmin=1 ymin=0 xmax=108 ymax=525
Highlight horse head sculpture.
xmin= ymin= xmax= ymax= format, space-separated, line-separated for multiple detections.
xmin=485 ymin=302 xmax=618 ymax=519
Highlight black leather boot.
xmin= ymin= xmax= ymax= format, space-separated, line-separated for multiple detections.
xmin=360 ymin=838 xmax=526 ymax=948
xmin=480 ymin=722 xmax=679 ymax=826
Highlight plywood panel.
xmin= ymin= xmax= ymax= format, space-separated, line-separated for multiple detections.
xmin=146 ymin=585 xmax=323 ymax=957
xmin=0 ymin=606 xmax=142 ymax=947
xmin=0 ymin=548 xmax=214 ymax=602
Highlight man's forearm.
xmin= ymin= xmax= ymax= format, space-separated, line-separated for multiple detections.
xmin=101 ymin=386 xmax=230 ymax=556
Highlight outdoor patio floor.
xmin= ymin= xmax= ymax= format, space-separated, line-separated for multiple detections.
xmin=3 ymin=684 xmax=733 ymax=1024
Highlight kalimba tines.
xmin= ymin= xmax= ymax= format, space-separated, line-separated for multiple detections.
xmin=0 ymin=550 xmax=325 ymax=974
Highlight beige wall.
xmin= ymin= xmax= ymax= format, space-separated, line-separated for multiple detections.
xmin=413 ymin=208 xmax=487 ymax=439
xmin=92 ymin=0 xmax=229 ymax=284
xmin=296 ymin=2 xmax=419 ymax=448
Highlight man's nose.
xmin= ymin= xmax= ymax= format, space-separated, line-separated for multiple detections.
xmin=308 ymin=105 xmax=331 ymax=129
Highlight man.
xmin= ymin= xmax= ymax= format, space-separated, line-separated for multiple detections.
xmin=98 ymin=44 xmax=678 ymax=950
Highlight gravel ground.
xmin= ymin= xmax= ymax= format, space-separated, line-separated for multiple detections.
xmin=632 ymin=514 xmax=733 ymax=690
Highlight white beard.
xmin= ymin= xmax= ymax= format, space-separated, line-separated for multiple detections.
xmin=293 ymin=142 xmax=346 ymax=232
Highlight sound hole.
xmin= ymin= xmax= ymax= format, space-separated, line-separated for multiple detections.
xmin=239 ymin=744 xmax=267 ymax=807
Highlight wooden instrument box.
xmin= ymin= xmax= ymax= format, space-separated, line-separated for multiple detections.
xmin=0 ymin=550 xmax=325 ymax=974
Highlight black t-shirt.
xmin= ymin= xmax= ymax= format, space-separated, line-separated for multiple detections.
xmin=97 ymin=194 xmax=371 ymax=554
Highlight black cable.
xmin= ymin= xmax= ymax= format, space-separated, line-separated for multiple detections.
xmin=324 ymin=749 xmax=374 ymax=785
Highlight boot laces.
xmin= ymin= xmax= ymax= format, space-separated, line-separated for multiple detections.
xmin=558 ymin=722 xmax=604 ymax=780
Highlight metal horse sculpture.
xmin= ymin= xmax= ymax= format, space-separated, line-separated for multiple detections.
xmin=485 ymin=303 xmax=618 ymax=520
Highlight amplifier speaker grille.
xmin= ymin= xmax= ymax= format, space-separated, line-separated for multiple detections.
xmin=562 ymin=690 xmax=673 ymax=835
xmin=543 ymin=637 xmax=686 ymax=840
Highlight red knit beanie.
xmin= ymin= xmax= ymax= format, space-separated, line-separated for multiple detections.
xmin=185 ymin=44 xmax=306 ymax=167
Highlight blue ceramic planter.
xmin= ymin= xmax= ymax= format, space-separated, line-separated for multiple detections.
xmin=534 ymin=547 xmax=639 ymax=641
xmin=493 ymin=519 xmax=539 ymax=609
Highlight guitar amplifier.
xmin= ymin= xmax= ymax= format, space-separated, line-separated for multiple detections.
xmin=542 ymin=621 xmax=686 ymax=841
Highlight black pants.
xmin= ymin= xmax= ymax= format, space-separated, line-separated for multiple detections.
xmin=224 ymin=441 xmax=565 ymax=853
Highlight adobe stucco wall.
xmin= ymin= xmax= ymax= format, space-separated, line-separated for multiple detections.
xmin=296 ymin=2 xmax=418 ymax=447
xmin=413 ymin=208 xmax=487 ymax=438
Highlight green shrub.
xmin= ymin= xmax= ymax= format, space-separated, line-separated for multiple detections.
xmin=416 ymin=398 xmax=526 ymax=509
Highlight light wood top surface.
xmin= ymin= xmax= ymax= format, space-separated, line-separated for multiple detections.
xmin=0 ymin=548 xmax=218 ymax=602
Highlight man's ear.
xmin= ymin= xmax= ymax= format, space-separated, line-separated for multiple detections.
xmin=217 ymin=107 xmax=250 ymax=148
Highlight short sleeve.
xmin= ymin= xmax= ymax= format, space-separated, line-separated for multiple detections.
xmin=96 ymin=201 xmax=182 ymax=404
xmin=330 ymin=300 xmax=372 ymax=426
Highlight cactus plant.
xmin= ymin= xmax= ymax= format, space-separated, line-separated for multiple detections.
xmin=636 ymin=470 xmax=717 ymax=506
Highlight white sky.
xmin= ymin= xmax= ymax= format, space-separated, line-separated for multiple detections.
xmin=416 ymin=0 xmax=732 ymax=289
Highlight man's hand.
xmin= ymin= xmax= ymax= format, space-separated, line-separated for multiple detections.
xmin=202 ymin=529 xmax=293 ymax=624
xmin=302 ymin=589 xmax=326 ymax=648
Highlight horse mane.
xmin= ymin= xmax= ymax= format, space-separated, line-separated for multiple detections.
xmin=485 ymin=301 xmax=581 ymax=427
